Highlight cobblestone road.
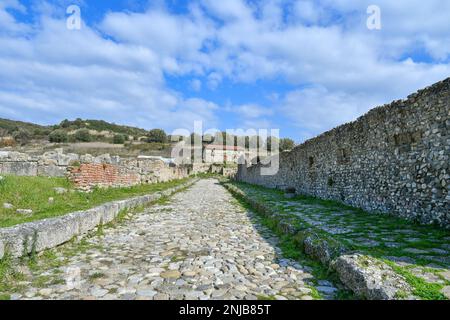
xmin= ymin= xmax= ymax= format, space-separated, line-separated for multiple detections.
xmin=12 ymin=179 xmax=336 ymax=300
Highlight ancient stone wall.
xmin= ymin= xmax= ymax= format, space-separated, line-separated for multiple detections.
xmin=237 ymin=78 xmax=449 ymax=227
xmin=69 ymin=163 xmax=141 ymax=190
xmin=0 ymin=149 xmax=201 ymax=190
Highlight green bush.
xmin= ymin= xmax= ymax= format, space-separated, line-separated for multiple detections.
xmin=49 ymin=130 xmax=68 ymax=143
xmin=74 ymin=129 xmax=92 ymax=142
xmin=113 ymin=134 xmax=126 ymax=144
xmin=147 ymin=129 xmax=168 ymax=143
xmin=280 ymin=138 xmax=295 ymax=152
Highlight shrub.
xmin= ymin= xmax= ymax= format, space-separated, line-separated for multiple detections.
xmin=0 ymin=137 xmax=16 ymax=147
xmin=74 ymin=129 xmax=92 ymax=142
xmin=280 ymin=138 xmax=295 ymax=152
xmin=49 ymin=130 xmax=68 ymax=143
xmin=12 ymin=129 xmax=31 ymax=145
xmin=113 ymin=134 xmax=126 ymax=144
xmin=147 ymin=129 xmax=168 ymax=143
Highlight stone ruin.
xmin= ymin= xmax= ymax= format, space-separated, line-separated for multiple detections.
xmin=237 ymin=78 xmax=449 ymax=228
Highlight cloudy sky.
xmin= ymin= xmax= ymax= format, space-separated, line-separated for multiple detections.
xmin=0 ymin=0 xmax=449 ymax=142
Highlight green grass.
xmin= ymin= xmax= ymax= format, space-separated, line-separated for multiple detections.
xmin=0 ymin=175 xmax=190 ymax=228
xmin=89 ymin=272 xmax=105 ymax=280
xmin=384 ymin=260 xmax=447 ymax=300
xmin=0 ymin=253 xmax=26 ymax=294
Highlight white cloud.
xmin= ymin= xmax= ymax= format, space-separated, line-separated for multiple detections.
xmin=0 ymin=0 xmax=448 ymax=140
xmin=100 ymin=6 xmax=215 ymax=75
xmin=280 ymin=86 xmax=380 ymax=141
xmin=0 ymin=0 xmax=30 ymax=34
xmin=233 ymin=104 xmax=273 ymax=119
xmin=0 ymin=10 xmax=218 ymax=130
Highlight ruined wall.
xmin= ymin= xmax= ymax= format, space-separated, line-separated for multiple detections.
xmin=237 ymin=78 xmax=449 ymax=228
xmin=69 ymin=163 xmax=141 ymax=190
xmin=0 ymin=150 xmax=76 ymax=177
xmin=0 ymin=149 xmax=200 ymax=190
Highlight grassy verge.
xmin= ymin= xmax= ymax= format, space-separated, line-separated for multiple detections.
xmin=0 ymin=175 xmax=191 ymax=228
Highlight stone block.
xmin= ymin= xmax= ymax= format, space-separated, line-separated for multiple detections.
xmin=76 ymin=208 xmax=103 ymax=235
xmin=38 ymin=165 xmax=67 ymax=177
xmin=332 ymin=254 xmax=413 ymax=300
xmin=0 ymin=162 xmax=38 ymax=176
xmin=101 ymin=202 xmax=120 ymax=224
xmin=0 ymin=225 xmax=37 ymax=258
xmin=33 ymin=216 xmax=79 ymax=252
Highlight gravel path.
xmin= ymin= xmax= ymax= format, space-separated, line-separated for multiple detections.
xmin=13 ymin=179 xmax=337 ymax=300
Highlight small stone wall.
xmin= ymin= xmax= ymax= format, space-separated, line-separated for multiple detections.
xmin=237 ymin=78 xmax=449 ymax=228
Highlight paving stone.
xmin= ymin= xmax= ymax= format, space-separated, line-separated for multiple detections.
xmin=160 ymin=270 xmax=181 ymax=279
xmin=403 ymin=248 xmax=429 ymax=254
xmin=441 ymin=286 xmax=450 ymax=300
xmin=316 ymin=286 xmax=338 ymax=295
xmin=136 ymin=289 xmax=157 ymax=298
xmin=439 ymin=271 xmax=450 ymax=282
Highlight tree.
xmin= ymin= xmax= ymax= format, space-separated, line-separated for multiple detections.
xmin=60 ymin=119 xmax=71 ymax=128
xmin=74 ymin=129 xmax=92 ymax=142
xmin=113 ymin=134 xmax=126 ymax=144
xmin=147 ymin=129 xmax=168 ymax=143
xmin=49 ymin=130 xmax=68 ymax=143
xmin=280 ymin=138 xmax=295 ymax=152
xmin=73 ymin=118 xmax=84 ymax=128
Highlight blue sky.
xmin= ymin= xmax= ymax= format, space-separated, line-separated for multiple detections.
xmin=0 ymin=0 xmax=449 ymax=142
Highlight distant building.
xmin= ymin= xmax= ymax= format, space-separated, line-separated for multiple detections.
xmin=203 ymin=144 xmax=245 ymax=164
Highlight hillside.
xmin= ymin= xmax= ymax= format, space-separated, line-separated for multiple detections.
xmin=0 ymin=118 xmax=150 ymax=144
xmin=0 ymin=118 xmax=49 ymax=136
xmin=58 ymin=119 xmax=148 ymax=137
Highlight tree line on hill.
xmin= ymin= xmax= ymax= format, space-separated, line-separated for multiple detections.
xmin=0 ymin=118 xmax=296 ymax=152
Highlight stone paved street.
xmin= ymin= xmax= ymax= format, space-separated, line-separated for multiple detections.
xmin=11 ymin=179 xmax=333 ymax=300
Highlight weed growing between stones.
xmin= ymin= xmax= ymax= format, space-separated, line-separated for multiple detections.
xmin=384 ymin=260 xmax=447 ymax=300
xmin=88 ymin=272 xmax=105 ymax=280
xmin=0 ymin=253 xmax=26 ymax=300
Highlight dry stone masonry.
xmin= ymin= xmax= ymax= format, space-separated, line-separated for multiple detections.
xmin=237 ymin=78 xmax=450 ymax=228
xmin=0 ymin=149 xmax=205 ymax=190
